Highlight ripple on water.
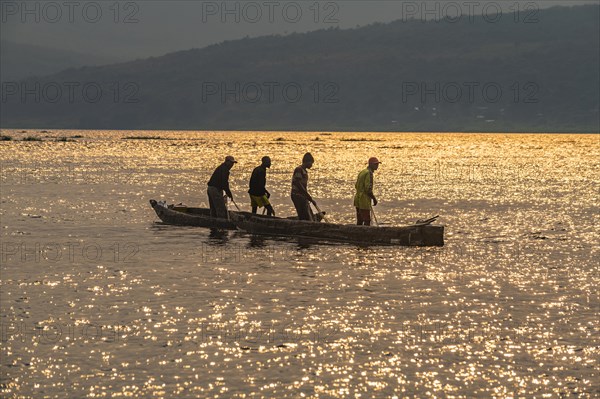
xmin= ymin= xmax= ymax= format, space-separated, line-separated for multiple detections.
xmin=1 ymin=131 xmax=598 ymax=397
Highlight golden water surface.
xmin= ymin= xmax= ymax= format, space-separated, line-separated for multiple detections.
xmin=0 ymin=130 xmax=598 ymax=398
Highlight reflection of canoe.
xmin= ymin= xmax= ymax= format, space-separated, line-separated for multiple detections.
xmin=230 ymin=213 xmax=444 ymax=246
xmin=149 ymin=199 xmax=237 ymax=229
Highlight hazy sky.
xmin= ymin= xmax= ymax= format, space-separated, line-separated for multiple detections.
xmin=1 ymin=0 xmax=596 ymax=59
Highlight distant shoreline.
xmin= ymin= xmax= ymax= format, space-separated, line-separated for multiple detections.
xmin=1 ymin=129 xmax=598 ymax=136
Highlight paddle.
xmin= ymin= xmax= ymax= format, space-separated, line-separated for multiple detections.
xmin=312 ymin=202 xmax=330 ymax=223
xmin=231 ymin=198 xmax=241 ymax=211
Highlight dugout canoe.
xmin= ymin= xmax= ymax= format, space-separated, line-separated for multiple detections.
xmin=149 ymin=200 xmax=323 ymax=229
xmin=230 ymin=213 xmax=444 ymax=246
xmin=149 ymin=199 xmax=238 ymax=229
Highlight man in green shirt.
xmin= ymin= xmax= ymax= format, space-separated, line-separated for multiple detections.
xmin=353 ymin=157 xmax=380 ymax=226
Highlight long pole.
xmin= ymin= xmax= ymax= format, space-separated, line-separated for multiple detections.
xmin=231 ymin=198 xmax=241 ymax=211
xmin=370 ymin=204 xmax=379 ymax=226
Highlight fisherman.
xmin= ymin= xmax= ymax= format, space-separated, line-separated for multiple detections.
xmin=207 ymin=155 xmax=237 ymax=218
xmin=249 ymin=156 xmax=275 ymax=216
xmin=354 ymin=157 xmax=380 ymax=226
xmin=291 ymin=152 xmax=318 ymax=221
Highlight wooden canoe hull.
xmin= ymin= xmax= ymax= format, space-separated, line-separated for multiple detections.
xmin=231 ymin=213 xmax=444 ymax=246
xmin=149 ymin=199 xmax=237 ymax=229
xmin=150 ymin=200 xmax=444 ymax=246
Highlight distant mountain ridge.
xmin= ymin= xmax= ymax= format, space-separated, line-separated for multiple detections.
xmin=0 ymin=40 xmax=121 ymax=81
xmin=1 ymin=5 xmax=598 ymax=132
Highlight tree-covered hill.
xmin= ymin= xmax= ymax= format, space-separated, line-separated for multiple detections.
xmin=1 ymin=5 xmax=598 ymax=132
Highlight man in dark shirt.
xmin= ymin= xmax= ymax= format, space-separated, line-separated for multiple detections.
xmin=291 ymin=152 xmax=318 ymax=221
xmin=248 ymin=156 xmax=276 ymax=216
xmin=207 ymin=155 xmax=237 ymax=218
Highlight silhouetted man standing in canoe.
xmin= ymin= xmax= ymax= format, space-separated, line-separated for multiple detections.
xmin=249 ymin=156 xmax=275 ymax=216
xmin=291 ymin=152 xmax=317 ymax=221
xmin=207 ymin=155 xmax=237 ymax=218
xmin=354 ymin=157 xmax=380 ymax=225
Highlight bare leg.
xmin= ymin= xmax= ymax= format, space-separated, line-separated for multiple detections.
xmin=265 ymin=204 xmax=275 ymax=216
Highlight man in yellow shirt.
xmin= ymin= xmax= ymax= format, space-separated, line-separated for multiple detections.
xmin=353 ymin=157 xmax=380 ymax=226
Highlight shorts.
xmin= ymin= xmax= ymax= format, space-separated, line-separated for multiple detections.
xmin=356 ymin=208 xmax=371 ymax=225
xmin=250 ymin=194 xmax=270 ymax=208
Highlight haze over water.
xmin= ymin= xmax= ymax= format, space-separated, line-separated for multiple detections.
xmin=1 ymin=130 xmax=598 ymax=398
